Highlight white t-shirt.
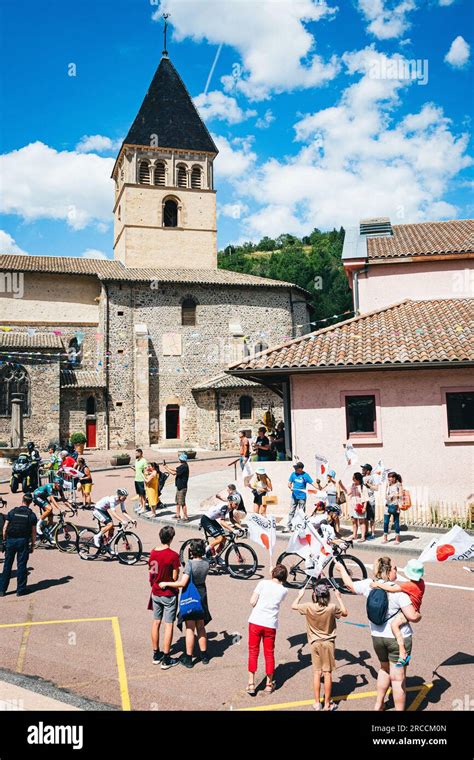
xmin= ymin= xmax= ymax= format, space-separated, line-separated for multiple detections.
xmin=248 ymin=580 xmax=287 ymax=630
xmin=353 ymin=578 xmax=413 ymax=638
xmin=95 ymin=495 xmax=126 ymax=513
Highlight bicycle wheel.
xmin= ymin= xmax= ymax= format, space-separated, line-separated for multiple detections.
xmin=54 ymin=522 xmax=79 ymax=553
xmin=179 ymin=539 xmax=195 ymax=566
xmin=78 ymin=528 xmax=101 ymax=560
xmin=224 ymin=542 xmax=258 ymax=579
xmin=328 ymin=554 xmax=367 ymax=593
xmin=113 ymin=531 xmax=142 ymax=565
xmin=276 ymin=552 xmax=308 ymax=589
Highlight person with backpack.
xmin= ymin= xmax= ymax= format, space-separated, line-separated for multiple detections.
xmin=336 ymin=556 xmax=419 ymax=711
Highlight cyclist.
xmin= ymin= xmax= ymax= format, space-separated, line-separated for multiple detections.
xmin=92 ymin=489 xmax=135 ymax=547
xmin=215 ymin=484 xmax=247 ymax=527
xmin=32 ymin=476 xmax=68 ymax=537
xmin=200 ymin=502 xmax=241 ymax=564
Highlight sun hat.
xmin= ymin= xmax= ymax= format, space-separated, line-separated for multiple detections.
xmin=328 ymin=469 xmax=336 ymax=478
xmin=403 ymin=559 xmax=425 ymax=581
xmin=256 ymin=466 xmax=266 ymax=474
xmin=179 ymin=453 xmax=188 ymax=461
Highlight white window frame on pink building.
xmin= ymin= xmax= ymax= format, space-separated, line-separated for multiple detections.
xmin=340 ymin=389 xmax=383 ymax=445
xmin=441 ymin=386 xmax=474 ymax=444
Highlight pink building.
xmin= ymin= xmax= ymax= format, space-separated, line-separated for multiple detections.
xmin=229 ymin=219 xmax=474 ymax=514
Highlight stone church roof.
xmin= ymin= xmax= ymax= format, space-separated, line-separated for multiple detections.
xmin=0 ymin=255 xmax=308 ymax=293
xmin=0 ymin=332 xmax=63 ymax=349
xmin=193 ymin=372 xmax=261 ymax=391
xmin=121 ymin=56 xmax=218 ymax=155
xmin=60 ymin=370 xmax=106 ymax=388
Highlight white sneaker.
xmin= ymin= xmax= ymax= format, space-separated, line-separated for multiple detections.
xmin=93 ymin=534 xmax=102 ymax=548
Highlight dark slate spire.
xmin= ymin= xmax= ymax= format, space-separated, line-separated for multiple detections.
xmin=122 ymin=57 xmax=218 ymax=154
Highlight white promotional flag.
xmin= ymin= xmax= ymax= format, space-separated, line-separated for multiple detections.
xmin=314 ymin=453 xmax=329 ymax=478
xmin=246 ymin=513 xmax=276 ymax=559
xmin=345 ymin=443 xmax=358 ymax=467
xmin=372 ymin=460 xmax=385 ymax=485
xmin=418 ymin=525 xmax=474 ymax=564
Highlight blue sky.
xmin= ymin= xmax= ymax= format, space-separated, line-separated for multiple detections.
xmin=0 ymin=0 xmax=472 ymax=258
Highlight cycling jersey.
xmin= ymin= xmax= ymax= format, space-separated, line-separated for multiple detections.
xmin=95 ymin=495 xmax=126 ymax=514
xmin=33 ymin=483 xmax=54 ymax=500
xmin=206 ymin=504 xmax=228 ymax=521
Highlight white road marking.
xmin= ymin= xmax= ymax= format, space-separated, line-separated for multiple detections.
xmin=363 ymin=563 xmax=474 ymax=592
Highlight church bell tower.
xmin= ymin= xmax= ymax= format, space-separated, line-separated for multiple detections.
xmin=112 ymin=38 xmax=218 ymax=270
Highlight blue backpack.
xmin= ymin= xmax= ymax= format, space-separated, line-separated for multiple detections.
xmin=179 ymin=565 xmax=204 ymax=618
xmin=366 ymin=588 xmax=395 ymax=626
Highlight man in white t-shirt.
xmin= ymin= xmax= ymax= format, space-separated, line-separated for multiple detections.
xmin=336 ymin=556 xmax=418 ymax=711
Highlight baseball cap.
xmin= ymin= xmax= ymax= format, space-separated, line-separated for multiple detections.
xmin=293 ymin=462 xmax=304 ymax=469
xmin=328 ymin=469 xmax=336 ymax=478
xmin=362 ymin=463 xmax=372 ymax=471
xmin=403 ymin=559 xmax=425 ymax=581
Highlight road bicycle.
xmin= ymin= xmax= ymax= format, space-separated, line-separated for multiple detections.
xmin=35 ymin=509 xmax=79 ymax=553
xmin=179 ymin=524 xmax=258 ymax=580
xmin=277 ymin=527 xmax=367 ymax=593
xmin=78 ymin=518 xmax=142 ymax=565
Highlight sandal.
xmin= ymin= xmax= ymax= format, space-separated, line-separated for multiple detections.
xmin=246 ymin=685 xmax=256 ymax=696
xmin=265 ymin=681 xmax=276 ymax=694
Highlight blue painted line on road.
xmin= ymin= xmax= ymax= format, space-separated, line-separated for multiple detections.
xmin=342 ymin=621 xmax=369 ymax=628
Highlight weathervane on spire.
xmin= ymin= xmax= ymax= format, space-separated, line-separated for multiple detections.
xmin=162 ymin=13 xmax=170 ymax=57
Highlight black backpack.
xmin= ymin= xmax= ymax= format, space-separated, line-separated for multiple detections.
xmin=158 ymin=470 xmax=169 ymax=492
xmin=366 ymin=588 xmax=395 ymax=626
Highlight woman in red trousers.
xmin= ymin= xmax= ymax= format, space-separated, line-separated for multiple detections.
xmin=246 ymin=564 xmax=288 ymax=695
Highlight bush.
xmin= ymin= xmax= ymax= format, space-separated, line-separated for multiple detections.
xmin=70 ymin=432 xmax=87 ymax=445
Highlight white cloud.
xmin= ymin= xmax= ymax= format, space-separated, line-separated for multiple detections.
xmin=218 ymin=202 xmax=249 ymax=220
xmin=438 ymin=0 xmax=455 ymax=5
xmin=81 ymin=248 xmax=111 ymax=260
xmin=0 ymin=142 xmax=114 ymax=230
xmin=194 ymin=91 xmax=256 ymax=124
xmin=76 ymin=134 xmax=123 ymax=153
xmin=255 ymin=109 xmax=275 ymax=129
xmin=356 ymin=0 xmax=416 ymax=40
xmin=234 ymin=48 xmax=471 ymax=236
xmin=444 ymin=35 xmax=471 ymax=69
xmin=212 ymin=133 xmax=257 ymax=179
xmin=154 ymin=0 xmax=339 ymax=100
xmin=0 ymin=230 xmax=29 ymax=255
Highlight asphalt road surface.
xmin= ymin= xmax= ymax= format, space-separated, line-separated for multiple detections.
xmin=0 ymin=468 xmax=472 ymax=712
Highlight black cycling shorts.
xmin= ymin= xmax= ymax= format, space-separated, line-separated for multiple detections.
xmin=200 ymin=515 xmax=224 ymax=538
xmin=33 ymin=496 xmax=49 ymax=512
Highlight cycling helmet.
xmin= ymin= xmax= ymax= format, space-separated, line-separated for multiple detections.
xmin=53 ymin=475 xmax=64 ymax=486
xmin=27 ymin=442 xmax=36 ymax=450
xmin=117 ymin=488 xmax=128 ymax=497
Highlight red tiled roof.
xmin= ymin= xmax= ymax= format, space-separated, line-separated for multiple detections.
xmin=367 ymin=220 xmax=474 ymax=260
xmin=229 ymin=299 xmax=474 ymax=372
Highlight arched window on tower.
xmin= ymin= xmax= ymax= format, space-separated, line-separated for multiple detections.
xmin=86 ymin=395 xmax=96 ymax=416
xmin=239 ymin=395 xmax=253 ymax=420
xmin=176 ymin=164 xmax=187 ymax=188
xmin=191 ymin=166 xmax=202 ymax=189
xmin=163 ymin=198 xmax=178 ymax=228
xmin=138 ymin=161 xmax=151 ymax=184
xmin=67 ymin=338 xmax=82 ymax=368
xmin=0 ymin=364 xmax=30 ymax=417
xmin=154 ymin=162 xmax=166 ymax=186
xmin=181 ymin=297 xmax=197 ymax=326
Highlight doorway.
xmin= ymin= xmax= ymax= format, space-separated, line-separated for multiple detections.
xmin=166 ymin=404 xmax=180 ymax=439
xmin=86 ymin=419 xmax=97 ymax=447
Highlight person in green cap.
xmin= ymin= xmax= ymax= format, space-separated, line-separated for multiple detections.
xmin=371 ymin=559 xmax=425 ymax=667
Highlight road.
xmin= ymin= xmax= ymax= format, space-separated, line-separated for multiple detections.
xmin=0 ymin=465 xmax=472 ymax=712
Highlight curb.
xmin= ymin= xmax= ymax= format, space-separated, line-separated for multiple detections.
xmin=135 ymin=508 xmax=425 ymax=557
xmin=0 ymin=667 xmax=118 ymax=711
